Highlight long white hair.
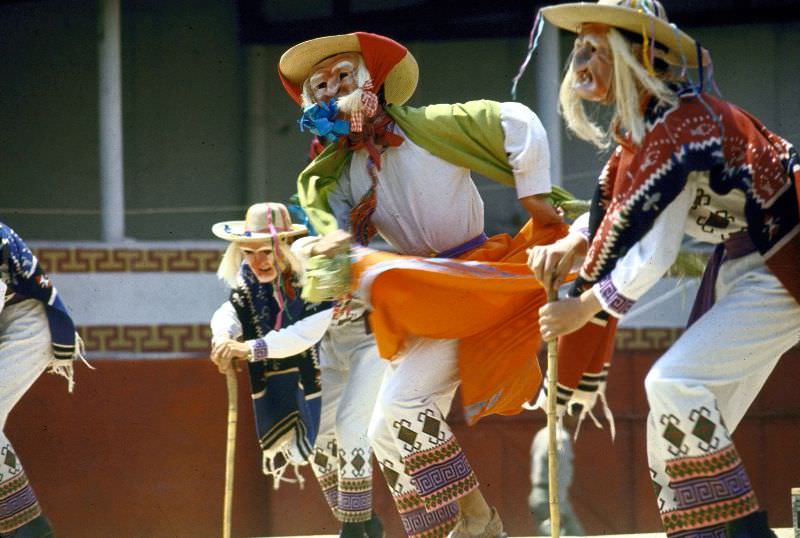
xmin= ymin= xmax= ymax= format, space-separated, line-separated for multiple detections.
xmin=217 ymin=240 xmax=304 ymax=289
xmin=560 ymin=28 xmax=678 ymax=149
xmin=300 ymin=53 xmax=372 ymax=115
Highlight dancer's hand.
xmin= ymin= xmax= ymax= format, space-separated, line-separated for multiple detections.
xmin=211 ymin=339 xmax=250 ymax=374
xmin=527 ymin=234 xmax=587 ymax=291
xmin=311 ymin=229 xmax=352 ymax=258
xmin=519 ymin=194 xmax=563 ymax=226
xmin=538 ymin=290 xmax=601 ymax=340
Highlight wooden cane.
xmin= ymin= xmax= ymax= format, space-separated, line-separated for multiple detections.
xmin=223 ymin=367 xmax=238 ymax=538
xmin=546 ymin=286 xmax=561 ymax=538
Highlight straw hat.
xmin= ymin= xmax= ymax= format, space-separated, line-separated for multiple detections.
xmin=212 ymin=203 xmax=307 ymax=243
xmin=541 ymin=0 xmax=709 ymax=67
xmin=279 ymin=32 xmax=419 ymax=106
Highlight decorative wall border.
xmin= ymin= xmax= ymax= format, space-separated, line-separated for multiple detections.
xmin=76 ymin=325 xmax=684 ymax=356
xmin=79 ymin=324 xmax=212 ymax=354
xmin=33 ymin=248 xmax=223 ymax=273
xmin=614 ymin=327 xmax=683 ymax=352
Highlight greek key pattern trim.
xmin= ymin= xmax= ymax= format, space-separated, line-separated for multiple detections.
xmin=78 ymin=324 xmax=211 ymax=354
xmin=337 ymin=480 xmax=372 ymax=523
xmin=396 ymin=491 xmax=459 ymax=538
xmin=73 ymin=325 xmax=732 ymax=356
xmin=669 ymin=524 xmax=727 ymax=538
xmin=662 ymin=444 xmax=759 ymax=533
xmin=597 ymin=275 xmax=636 ymax=316
xmin=410 ymin=450 xmax=474 ymax=499
xmin=615 ymin=328 xmax=683 ymax=351
xmin=32 ymin=248 xmax=222 ymax=273
xmin=315 ymin=470 xmax=338 ymax=513
xmin=660 ymin=490 xmax=758 ymax=534
xmin=250 ymin=339 xmax=268 ymax=361
xmin=403 ymin=437 xmax=478 ymax=510
xmin=0 ymin=472 xmax=41 ymax=533
xmin=672 ymin=465 xmax=754 ymax=509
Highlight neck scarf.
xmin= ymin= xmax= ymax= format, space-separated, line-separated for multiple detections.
xmin=346 ymin=106 xmax=404 ymax=245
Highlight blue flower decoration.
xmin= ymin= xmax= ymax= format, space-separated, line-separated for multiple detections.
xmin=298 ymin=99 xmax=350 ymax=142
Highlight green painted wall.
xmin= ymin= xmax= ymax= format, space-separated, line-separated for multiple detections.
xmin=122 ymin=0 xmax=244 ymax=240
xmin=1 ymin=0 xmax=243 ymax=240
xmin=0 ymin=1 xmax=100 ymax=238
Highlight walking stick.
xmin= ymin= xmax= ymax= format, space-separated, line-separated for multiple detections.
xmin=223 ymin=367 xmax=238 ymax=538
xmin=546 ymin=286 xmax=561 ymax=538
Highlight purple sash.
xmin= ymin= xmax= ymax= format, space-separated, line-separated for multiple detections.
xmin=687 ymin=232 xmax=757 ymax=327
xmin=435 ymin=232 xmax=489 ymax=259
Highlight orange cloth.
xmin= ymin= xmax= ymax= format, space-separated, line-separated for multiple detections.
xmin=351 ymin=219 xmax=569 ymax=424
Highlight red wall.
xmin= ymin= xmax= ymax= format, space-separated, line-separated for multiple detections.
xmin=8 ymin=346 xmax=800 ymax=537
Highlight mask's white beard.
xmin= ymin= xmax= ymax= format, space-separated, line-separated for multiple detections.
xmin=336 ymin=88 xmax=363 ymax=117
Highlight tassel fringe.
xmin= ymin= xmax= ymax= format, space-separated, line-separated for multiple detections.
xmin=262 ymin=449 xmax=308 ymax=491
xmin=46 ymin=333 xmax=93 ymax=394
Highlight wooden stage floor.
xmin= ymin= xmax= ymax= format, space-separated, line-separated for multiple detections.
xmin=256 ymin=530 xmax=794 ymax=538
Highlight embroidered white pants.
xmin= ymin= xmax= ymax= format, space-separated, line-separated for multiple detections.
xmin=310 ymin=318 xmax=386 ymax=523
xmin=0 ymin=300 xmax=51 ymax=533
xmin=368 ymin=336 xmax=475 ymax=538
xmin=645 ymin=252 xmax=800 ymax=536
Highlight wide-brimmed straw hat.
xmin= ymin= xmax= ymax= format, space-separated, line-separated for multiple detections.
xmin=212 ymin=203 xmax=307 ymax=243
xmin=279 ymin=32 xmax=419 ymax=106
xmin=541 ymin=0 xmax=709 ymax=67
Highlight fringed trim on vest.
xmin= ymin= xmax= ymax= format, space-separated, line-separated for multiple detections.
xmin=263 ymin=451 xmax=307 ymax=491
xmin=261 ymin=423 xmax=313 ymax=490
xmin=524 ymin=364 xmax=616 ymax=442
xmin=569 ymin=364 xmax=615 ymax=441
xmin=46 ymin=332 xmax=93 ymax=393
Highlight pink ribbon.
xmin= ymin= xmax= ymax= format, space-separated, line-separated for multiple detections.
xmin=264 ymin=206 xmax=285 ymax=330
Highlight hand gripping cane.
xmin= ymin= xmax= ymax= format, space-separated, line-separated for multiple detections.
xmin=223 ymin=368 xmax=238 ymax=538
xmin=546 ymin=286 xmax=561 ymax=538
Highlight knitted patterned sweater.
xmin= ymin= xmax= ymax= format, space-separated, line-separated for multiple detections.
xmin=0 ymin=222 xmax=77 ymax=360
xmin=573 ymin=88 xmax=800 ymax=316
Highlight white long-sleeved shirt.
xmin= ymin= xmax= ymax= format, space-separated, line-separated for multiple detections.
xmin=592 ymin=170 xmax=748 ymax=317
xmin=327 ymin=101 xmax=552 ymax=256
xmin=210 ymin=301 xmax=332 ymax=359
xmin=0 ymin=280 xmax=7 ymax=316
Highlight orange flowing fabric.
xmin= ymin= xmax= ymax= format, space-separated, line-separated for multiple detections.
xmin=351 ymin=219 xmax=569 ymax=425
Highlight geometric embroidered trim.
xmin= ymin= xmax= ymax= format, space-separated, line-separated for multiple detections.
xmin=661 ymin=490 xmax=759 ymax=534
xmin=250 ymin=338 xmax=269 ymax=361
xmin=403 ymin=438 xmax=478 ymax=510
xmin=395 ymin=490 xmax=459 ymax=538
xmin=597 ymin=275 xmax=635 ymax=316
xmin=403 ymin=436 xmax=463 ymax=475
xmin=665 ymin=444 xmax=743 ymax=480
xmin=0 ymin=472 xmax=42 ymax=533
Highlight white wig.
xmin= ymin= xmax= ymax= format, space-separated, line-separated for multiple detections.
xmin=560 ymin=28 xmax=678 ymax=149
xmin=217 ymin=240 xmax=304 ymax=289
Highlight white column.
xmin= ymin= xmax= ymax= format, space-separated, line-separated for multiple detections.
xmin=98 ymin=0 xmax=125 ymax=241
xmin=535 ymin=24 xmax=562 ymax=187
xmin=246 ymin=45 xmax=269 ymax=204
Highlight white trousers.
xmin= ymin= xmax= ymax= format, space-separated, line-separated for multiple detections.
xmin=0 ymin=300 xmax=51 ymax=533
xmin=311 ymin=318 xmax=386 ymax=523
xmin=367 ymin=336 xmax=470 ymax=537
xmin=645 ymin=252 xmax=800 ymax=536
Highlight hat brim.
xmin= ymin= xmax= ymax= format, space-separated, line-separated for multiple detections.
xmin=212 ymin=221 xmax=307 ymax=243
xmin=541 ymin=3 xmax=709 ymax=67
xmin=279 ymin=33 xmax=419 ymax=105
